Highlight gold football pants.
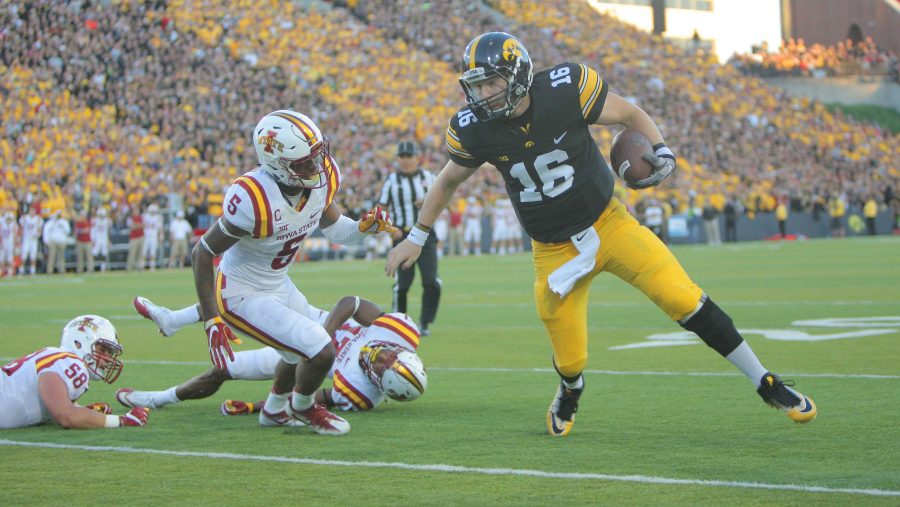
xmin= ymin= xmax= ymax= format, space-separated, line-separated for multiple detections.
xmin=532 ymin=198 xmax=703 ymax=377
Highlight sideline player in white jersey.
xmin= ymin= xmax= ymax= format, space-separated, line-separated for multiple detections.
xmin=462 ymin=196 xmax=483 ymax=256
xmin=141 ymin=203 xmax=163 ymax=270
xmin=18 ymin=207 xmax=43 ymax=275
xmin=91 ymin=208 xmax=112 ymax=272
xmin=0 ymin=212 xmax=17 ymax=276
xmin=193 ymin=109 xmax=396 ymax=435
xmin=120 ymin=295 xmax=427 ymax=417
xmin=167 ymin=209 xmax=193 ymax=268
xmin=0 ymin=315 xmax=149 ymax=429
xmin=489 ymin=196 xmax=513 ymax=256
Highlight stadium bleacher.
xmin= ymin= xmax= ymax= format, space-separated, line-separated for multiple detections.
xmin=0 ymin=0 xmax=897 ymax=272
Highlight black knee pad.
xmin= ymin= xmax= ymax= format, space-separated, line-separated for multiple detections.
xmin=679 ymin=297 xmax=743 ymax=357
xmin=553 ymin=358 xmax=583 ymax=383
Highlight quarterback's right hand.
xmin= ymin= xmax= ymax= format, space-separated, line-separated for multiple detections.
xmin=385 ymin=239 xmax=423 ymax=277
xmin=632 ymin=149 xmax=675 ymax=189
xmin=205 ymin=316 xmax=240 ymax=370
xmin=120 ymin=407 xmax=150 ymax=427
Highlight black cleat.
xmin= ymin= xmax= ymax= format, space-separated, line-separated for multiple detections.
xmin=547 ymin=381 xmax=583 ymax=436
xmin=757 ymin=372 xmax=817 ymax=423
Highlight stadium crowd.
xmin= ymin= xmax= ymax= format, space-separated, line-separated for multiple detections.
xmin=0 ymin=0 xmax=898 ymax=273
xmin=729 ymin=37 xmax=900 ymax=82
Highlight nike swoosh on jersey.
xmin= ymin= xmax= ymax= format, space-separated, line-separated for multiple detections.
xmin=575 ymin=232 xmax=587 ymax=241
xmin=554 ymin=132 xmax=568 ymax=144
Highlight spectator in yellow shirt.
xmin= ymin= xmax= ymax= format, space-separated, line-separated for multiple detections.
xmin=863 ymin=196 xmax=878 ymax=236
xmin=775 ymin=199 xmax=788 ymax=238
xmin=828 ymin=195 xmax=846 ymax=238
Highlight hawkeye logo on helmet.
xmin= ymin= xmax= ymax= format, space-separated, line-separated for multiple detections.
xmin=258 ymin=130 xmax=284 ymax=154
xmin=502 ymin=39 xmax=523 ymax=61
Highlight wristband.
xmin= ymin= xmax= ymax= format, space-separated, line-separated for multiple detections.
xmin=351 ymin=296 xmax=361 ymax=317
xmin=407 ymin=224 xmax=430 ymax=246
xmin=105 ymin=414 xmax=121 ymax=428
xmin=652 ymin=143 xmax=674 ymax=159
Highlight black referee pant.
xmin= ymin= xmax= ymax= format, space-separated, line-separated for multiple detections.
xmin=393 ymin=230 xmax=441 ymax=331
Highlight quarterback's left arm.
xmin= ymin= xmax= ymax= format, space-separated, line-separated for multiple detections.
xmin=594 ymin=92 xmax=676 ymax=189
xmin=319 ymin=203 xmax=398 ymax=246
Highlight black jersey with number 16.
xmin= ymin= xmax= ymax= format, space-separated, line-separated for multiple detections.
xmin=446 ymin=62 xmax=615 ymax=243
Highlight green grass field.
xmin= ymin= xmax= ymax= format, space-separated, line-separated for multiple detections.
xmin=825 ymin=103 xmax=900 ymax=134
xmin=1 ymin=237 xmax=899 ymax=506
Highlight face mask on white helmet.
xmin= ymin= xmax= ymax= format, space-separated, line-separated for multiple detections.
xmin=59 ymin=315 xmax=123 ymax=384
xmin=253 ymin=110 xmax=332 ymax=189
xmin=359 ymin=344 xmax=427 ymax=402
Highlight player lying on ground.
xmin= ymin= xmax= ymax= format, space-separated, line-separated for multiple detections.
xmin=118 ymin=295 xmax=427 ymax=422
xmin=0 ymin=315 xmax=148 ymax=429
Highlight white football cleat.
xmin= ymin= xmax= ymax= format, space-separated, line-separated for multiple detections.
xmin=133 ymin=296 xmax=177 ymax=337
xmin=289 ymin=402 xmax=350 ymax=435
xmin=259 ymin=407 xmax=306 ymax=428
xmin=116 ymin=388 xmax=158 ymax=409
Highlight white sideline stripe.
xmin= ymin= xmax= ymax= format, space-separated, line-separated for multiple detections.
xmin=0 ymin=440 xmax=896 ymax=497
xmin=433 ymin=368 xmax=900 ymax=380
xmin=1 ymin=358 xmax=895 ymax=379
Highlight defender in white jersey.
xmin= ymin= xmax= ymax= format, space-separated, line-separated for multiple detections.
xmin=119 ymin=296 xmax=427 ymax=417
xmin=18 ymin=208 xmax=43 ymax=275
xmin=0 ymin=212 xmax=17 ymax=276
xmin=91 ymin=208 xmax=112 ymax=272
xmin=489 ymin=197 xmax=511 ymax=255
xmin=0 ymin=315 xmax=148 ymax=429
xmin=193 ymin=109 xmax=397 ymax=435
xmin=141 ymin=204 xmax=162 ymax=270
xmin=462 ymin=196 xmax=483 ymax=255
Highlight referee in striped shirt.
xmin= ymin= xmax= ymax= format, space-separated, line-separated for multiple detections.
xmin=378 ymin=141 xmax=440 ymax=336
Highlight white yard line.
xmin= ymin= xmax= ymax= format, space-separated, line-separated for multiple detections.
xmin=0 ymin=440 xmax=896 ymax=497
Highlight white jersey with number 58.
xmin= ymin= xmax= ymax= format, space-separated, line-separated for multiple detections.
xmin=0 ymin=347 xmax=91 ymax=429
xmin=218 ymin=163 xmax=340 ymax=292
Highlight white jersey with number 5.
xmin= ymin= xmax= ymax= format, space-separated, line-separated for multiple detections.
xmin=218 ymin=164 xmax=340 ymax=293
xmin=0 ymin=347 xmax=91 ymax=428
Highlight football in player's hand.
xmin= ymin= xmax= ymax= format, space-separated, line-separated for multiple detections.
xmin=609 ymin=129 xmax=654 ymax=186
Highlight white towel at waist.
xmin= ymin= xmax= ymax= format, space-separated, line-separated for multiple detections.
xmin=547 ymin=226 xmax=600 ymax=298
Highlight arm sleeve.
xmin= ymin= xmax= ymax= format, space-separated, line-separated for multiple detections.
xmin=576 ymin=64 xmax=609 ymax=124
xmin=329 ymin=370 xmax=381 ymax=411
xmin=37 ymin=356 xmax=89 ymax=401
xmin=446 ymin=117 xmax=485 ymax=168
xmin=221 ymin=183 xmax=258 ymax=237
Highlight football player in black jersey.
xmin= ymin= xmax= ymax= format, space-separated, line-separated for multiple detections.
xmin=386 ymin=32 xmax=816 ymax=435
